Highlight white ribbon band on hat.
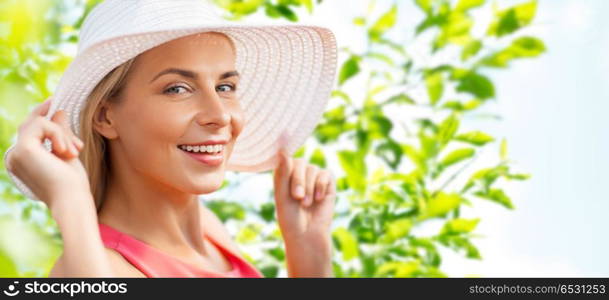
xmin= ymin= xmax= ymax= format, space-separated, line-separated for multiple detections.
xmin=4 ymin=0 xmax=337 ymax=201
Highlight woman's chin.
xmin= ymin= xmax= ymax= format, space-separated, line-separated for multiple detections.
xmin=186 ymin=178 xmax=225 ymax=194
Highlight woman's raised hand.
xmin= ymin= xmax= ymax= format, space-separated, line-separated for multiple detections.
xmin=272 ymin=147 xmax=336 ymax=242
xmin=5 ymin=97 xmax=90 ymax=205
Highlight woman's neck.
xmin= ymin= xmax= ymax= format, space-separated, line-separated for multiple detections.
xmin=97 ymin=174 xmax=208 ymax=258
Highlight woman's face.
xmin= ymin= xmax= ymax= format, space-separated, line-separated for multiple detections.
xmin=100 ymin=32 xmax=244 ymax=195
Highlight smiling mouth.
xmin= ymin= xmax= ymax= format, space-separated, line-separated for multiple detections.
xmin=177 ymin=144 xmax=224 ymax=154
xmin=177 ymin=144 xmax=225 ymax=166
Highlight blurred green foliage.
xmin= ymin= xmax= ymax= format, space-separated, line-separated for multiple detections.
xmin=0 ymin=0 xmax=542 ymax=277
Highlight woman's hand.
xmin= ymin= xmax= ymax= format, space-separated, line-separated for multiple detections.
xmin=5 ymin=98 xmax=89 ymax=205
xmin=273 ymin=147 xmax=336 ymax=277
xmin=273 ymin=147 xmax=336 ymax=241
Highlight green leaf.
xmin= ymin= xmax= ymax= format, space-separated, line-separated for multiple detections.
xmin=415 ymin=0 xmax=432 ymax=14
xmin=264 ymin=3 xmax=282 ymax=18
xmin=367 ymin=114 xmax=393 ymax=139
xmin=500 ymin=138 xmax=508 ymax=160
xmin=260 ymin=265 xmax=279 ymax=278
xmin=419 ymin=131 xmax=440 ymax=160
xmin=206 ymin=201 xmax=246 ymax=222
xmin=293 ymin=145 xmax=306 ymax=158
xmin=275 ymin=4 xmax=298 ymax=21
xmin=300 ymin=0 xmax=313 ymax=13
xmin=338 ymin=55 xmax=360 ymax=86
xmin=464 ymin=165 xmax=509 ymax=192
xmin=510 ymin=36 xmax=546 ymax=56
xmin=369 ymin=84 xmax=388 ymax=96
xmin=353 ymin=16 xmax=366 ymax=26
xmin=480 ymin=36 xmax=546 ymax=68
xmin=236 ymin=224 xmax=261 ymax=243
xmin=440 ymin=148 xmax=475 ymax=168
xmin=367 ymin=52 xmax=394 ymax=66
xmin=435 ymin=12 xmax=473 ymax=49
xmin=337 ymin=150 xmax=367 ymax=193
xmin=332 ymin=227 xmax=359 ymax=261
xmin=259 ymin=202 xmax=275 ymax=222
xmin=310 ymin=148 xmax=326 ymax=168
xmin=437 ymin=113 xmax=460 ymax=146
xmin=314 ymin=105 xmax=354 ymax=144
xmin=349 ymin=213 xmax=378 ymax=243
xmin=425 ymin=72 xmax=444 ymax=105
xmin=507 ymin=173 xmax=530 ymax=180
xmin=369 ymin=5 xmax=397 ymax=41
xmin=403 ymin=144 xmax=427 ymax=173
xmin=0 ymin=252 xmax=18 ymax=277
xmin=386 ymin=94 xmax=415 ymax=105
xmin=455 ymin=131 xmax=494 ymax=146
xmin=221 ymin=0 xmax=266 ymax=17
xmin=410 ymin=237 xmax=442 ymax=268
xmin=475 ymin=188 xmax=514 ymax=209
xmin=421 ymin=192 xmax=462 ymax=220
xmin=440 ymin=218 xmax=480 ymax=235
xmin=461 ymin=40 xmax=482 ymax=61
xmin=331 ymin=90 xmax=352 ymax=104
xmin=375 ymin=261 xmax=420 ymax=277
xmin=437 ymin=235 xmax=482 ymax=259
xmin=487 ymin=1 xmax=537 ymax=37
xmin=456 ymin=71 xmax=495 ymax=99
xmin=455 ymin=0 xmax=485 ymax=12
xmin=382 ymin=218 xmax=413 ymax=243
xmin=442 ymin=99 xmax=482 ymax=111
xmin=376 ymin=140 xmax=403 ymax=170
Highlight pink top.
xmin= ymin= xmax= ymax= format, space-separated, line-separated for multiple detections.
xmin=99 ymin=223 xmax=264 ymax=278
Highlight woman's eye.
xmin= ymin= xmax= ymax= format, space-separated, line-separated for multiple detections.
xmin=217 ymin=84 xmax=236 ymax=93
xmin=164 ymin=85 xmax=189 ymax=95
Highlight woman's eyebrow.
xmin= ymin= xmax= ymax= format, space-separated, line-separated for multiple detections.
xmin=220 ymin=70 xmax=240 ymax=79
xmin=149 ymin=68 xmax=239 ymax=83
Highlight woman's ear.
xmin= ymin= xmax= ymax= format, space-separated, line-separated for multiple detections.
xmin=92 ymin=102 xmax=119 ymax=139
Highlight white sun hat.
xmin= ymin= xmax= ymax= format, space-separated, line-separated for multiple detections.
xmin=4 ymin=0 xmax=337 ymax=201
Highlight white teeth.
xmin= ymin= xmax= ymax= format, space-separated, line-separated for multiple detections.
xmin=180 ymin=144 xmax=224 ymax=154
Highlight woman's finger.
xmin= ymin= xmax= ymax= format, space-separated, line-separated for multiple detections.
xmin=25 ymin=98 xmax=53 ymax=123
xmin=72 ymin=134 xmax=84 ymax=151
xmin=61 ymin=113 xmax=84 ymax=153
xmin=290 ymin=158 xmax=306 ymax=201
xmin=50 ymin=111 xmax=77 ymax=157
xmin=54 ymin=109 xmax=74 ymax=134
xmin=314 ymin=170 xmax=331 ymax=202
xmin=23 ymin=117 xmax=70 ymax=157
xmin=304 ymin=165 xmax=318 ymax=207
xmin=51 ymin=110 xmax=77 ymax=157
xmin=326 ymin=173 xmax=336 ymax=200
xmin=273 ymin=147 xmax=292 ymax=187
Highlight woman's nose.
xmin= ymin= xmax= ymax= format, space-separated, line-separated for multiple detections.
xmin=194 ymin=87 xmax=231 ymax=128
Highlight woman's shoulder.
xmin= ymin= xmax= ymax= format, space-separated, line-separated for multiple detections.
xmin=104 ymin=248 xmax=147 ymax=277
xmin=198 ymin=203 xmax=243 ymax=257
xmin=48 ymin=248 xmax=146 ymax=278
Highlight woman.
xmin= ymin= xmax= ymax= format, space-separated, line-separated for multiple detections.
xmin=4 ymin=0 xmax=337 ymax=278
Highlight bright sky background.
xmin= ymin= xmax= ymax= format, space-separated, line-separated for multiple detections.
xmin=207 ymin=0 xmax=609 ymax=277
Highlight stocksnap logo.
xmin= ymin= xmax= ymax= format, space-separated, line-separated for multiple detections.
xmin=3 ymin=281 xmax=19 ymax=296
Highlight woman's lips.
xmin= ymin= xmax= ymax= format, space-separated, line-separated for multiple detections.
xmin=180 ymin=148 xmax=224 ymax=166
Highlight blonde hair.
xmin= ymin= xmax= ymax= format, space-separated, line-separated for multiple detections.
xmin=79 ymin=58 xmax=135 ymax=212
xmin=78 ymin=31 xmax=236 ymax=212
